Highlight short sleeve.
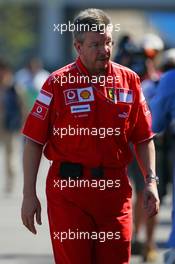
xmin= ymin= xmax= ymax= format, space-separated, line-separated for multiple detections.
xmin=21 ymin=75 xmax=54 ymax=145
xmin=129 ymin=75 xmax=154 ymax=144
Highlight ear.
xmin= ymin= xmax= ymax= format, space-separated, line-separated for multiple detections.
xmin=74 ymin=40 xmax=83 ymax=55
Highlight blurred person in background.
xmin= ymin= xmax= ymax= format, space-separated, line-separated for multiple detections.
xmin=160 ymin=49 xmax=175 ymax=72
xmin=0 ymin=59 xmax=22 ymax=193
xmin=114 ymin=34 xmax=137 ymax=68
xmin=115 ymin=33 xmax=164 ymax=262
xmin=15 ymin=57 xmax=49 ymax=115
xmin=150 ymin=49 xmax=175 ymax=264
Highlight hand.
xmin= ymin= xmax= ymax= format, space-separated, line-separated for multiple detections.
xmin=21 ymin=195 xmax=42 ymax=234
xmin=143 ymin=181 xmax=160 ymax=217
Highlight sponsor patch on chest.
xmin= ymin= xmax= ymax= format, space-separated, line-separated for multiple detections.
xmin=105 ymin=88 xmax=133 ymax=104
xmin=118 ymin=89 xmax=133 ymax=103
xmin=71 ymin=104 xmax=91 ymax=113
xmin=64 ymin=87 xmax=94 ymax=105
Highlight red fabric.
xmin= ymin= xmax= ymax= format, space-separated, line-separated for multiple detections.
xmin=46 ymin=163 xmax=132 ymax=264
xmin=21 ymin=58 xmax=154 ymax=263
xmin=22 ymin=57 xmax=153 ymax=168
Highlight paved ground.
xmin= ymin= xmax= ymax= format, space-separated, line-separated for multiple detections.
xmin=0 ymin=138 xmax=172 ymax=263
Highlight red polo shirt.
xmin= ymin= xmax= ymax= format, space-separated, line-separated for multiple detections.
xmin=22 ymin=57 xmax=153 ymax=168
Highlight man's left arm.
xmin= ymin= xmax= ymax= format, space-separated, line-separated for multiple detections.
xmin=129 ymin=73 xmax=160 ymax=216
xmin=134 ymin=139 xmax=160 ymax=217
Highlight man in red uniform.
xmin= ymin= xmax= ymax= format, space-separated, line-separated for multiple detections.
xmin=21 ymin=9 xmax=159 ymax=264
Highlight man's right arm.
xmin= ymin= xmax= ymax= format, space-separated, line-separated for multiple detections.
xmin=21 ymin=138 xmax=43 ymax=234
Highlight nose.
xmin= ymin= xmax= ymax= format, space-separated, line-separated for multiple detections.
xmin=99 ymin=44 xmax=110 ymax=55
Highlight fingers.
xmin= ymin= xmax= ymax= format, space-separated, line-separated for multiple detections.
xmin=36 ymin=206 xmax=42 ymax=225
xmin=143 ymin=186 xmax=160 ymax=217
xmin=147 ymin=203 xmax=158 ymax=217
xmin=28 ymin=214 xmax=37 ymax=234
xmin=144 ymin=195 xmax=159 ymax=217
xmin=21 ymin=197 xmax=42 ymax=234
xmin=22 ymin=213 xmax=37 ymax=234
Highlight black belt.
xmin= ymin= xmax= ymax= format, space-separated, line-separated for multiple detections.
xmin=59 ymin=162 xmax=104 ymax=179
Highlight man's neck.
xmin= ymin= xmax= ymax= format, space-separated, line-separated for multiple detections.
xmin=80 ymin=58 xmax=108 ymax=76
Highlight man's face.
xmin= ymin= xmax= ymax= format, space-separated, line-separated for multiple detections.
xmin=74 ymin=30 xmax=113 ymax=75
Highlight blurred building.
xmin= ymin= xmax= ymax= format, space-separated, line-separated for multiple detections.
xmin=0 ymin=0 xmax=175 ymax=69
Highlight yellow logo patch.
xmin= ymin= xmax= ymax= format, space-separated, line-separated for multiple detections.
xmin=80 ymin=90 xmax=91 ymax=99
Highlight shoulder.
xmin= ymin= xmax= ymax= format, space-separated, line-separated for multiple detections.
xmin=41 ymin=61 xmax=77 ymax=89
xmin=51 ymin=62 xmax=77 ymax=79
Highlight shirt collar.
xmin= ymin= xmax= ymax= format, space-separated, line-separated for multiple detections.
xmin=75 ymin=56 xmax=112 ymax=76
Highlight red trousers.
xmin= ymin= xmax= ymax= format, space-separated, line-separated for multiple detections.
xmin=46 ymin=162 xmax=132 ymax=264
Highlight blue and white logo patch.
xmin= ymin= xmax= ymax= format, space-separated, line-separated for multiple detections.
xmin=71 ymin=104 xmax=91 ymax=113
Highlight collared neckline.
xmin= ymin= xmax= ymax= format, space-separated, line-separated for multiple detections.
xmin=75 ymin=56 xmax=112 ymax=76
